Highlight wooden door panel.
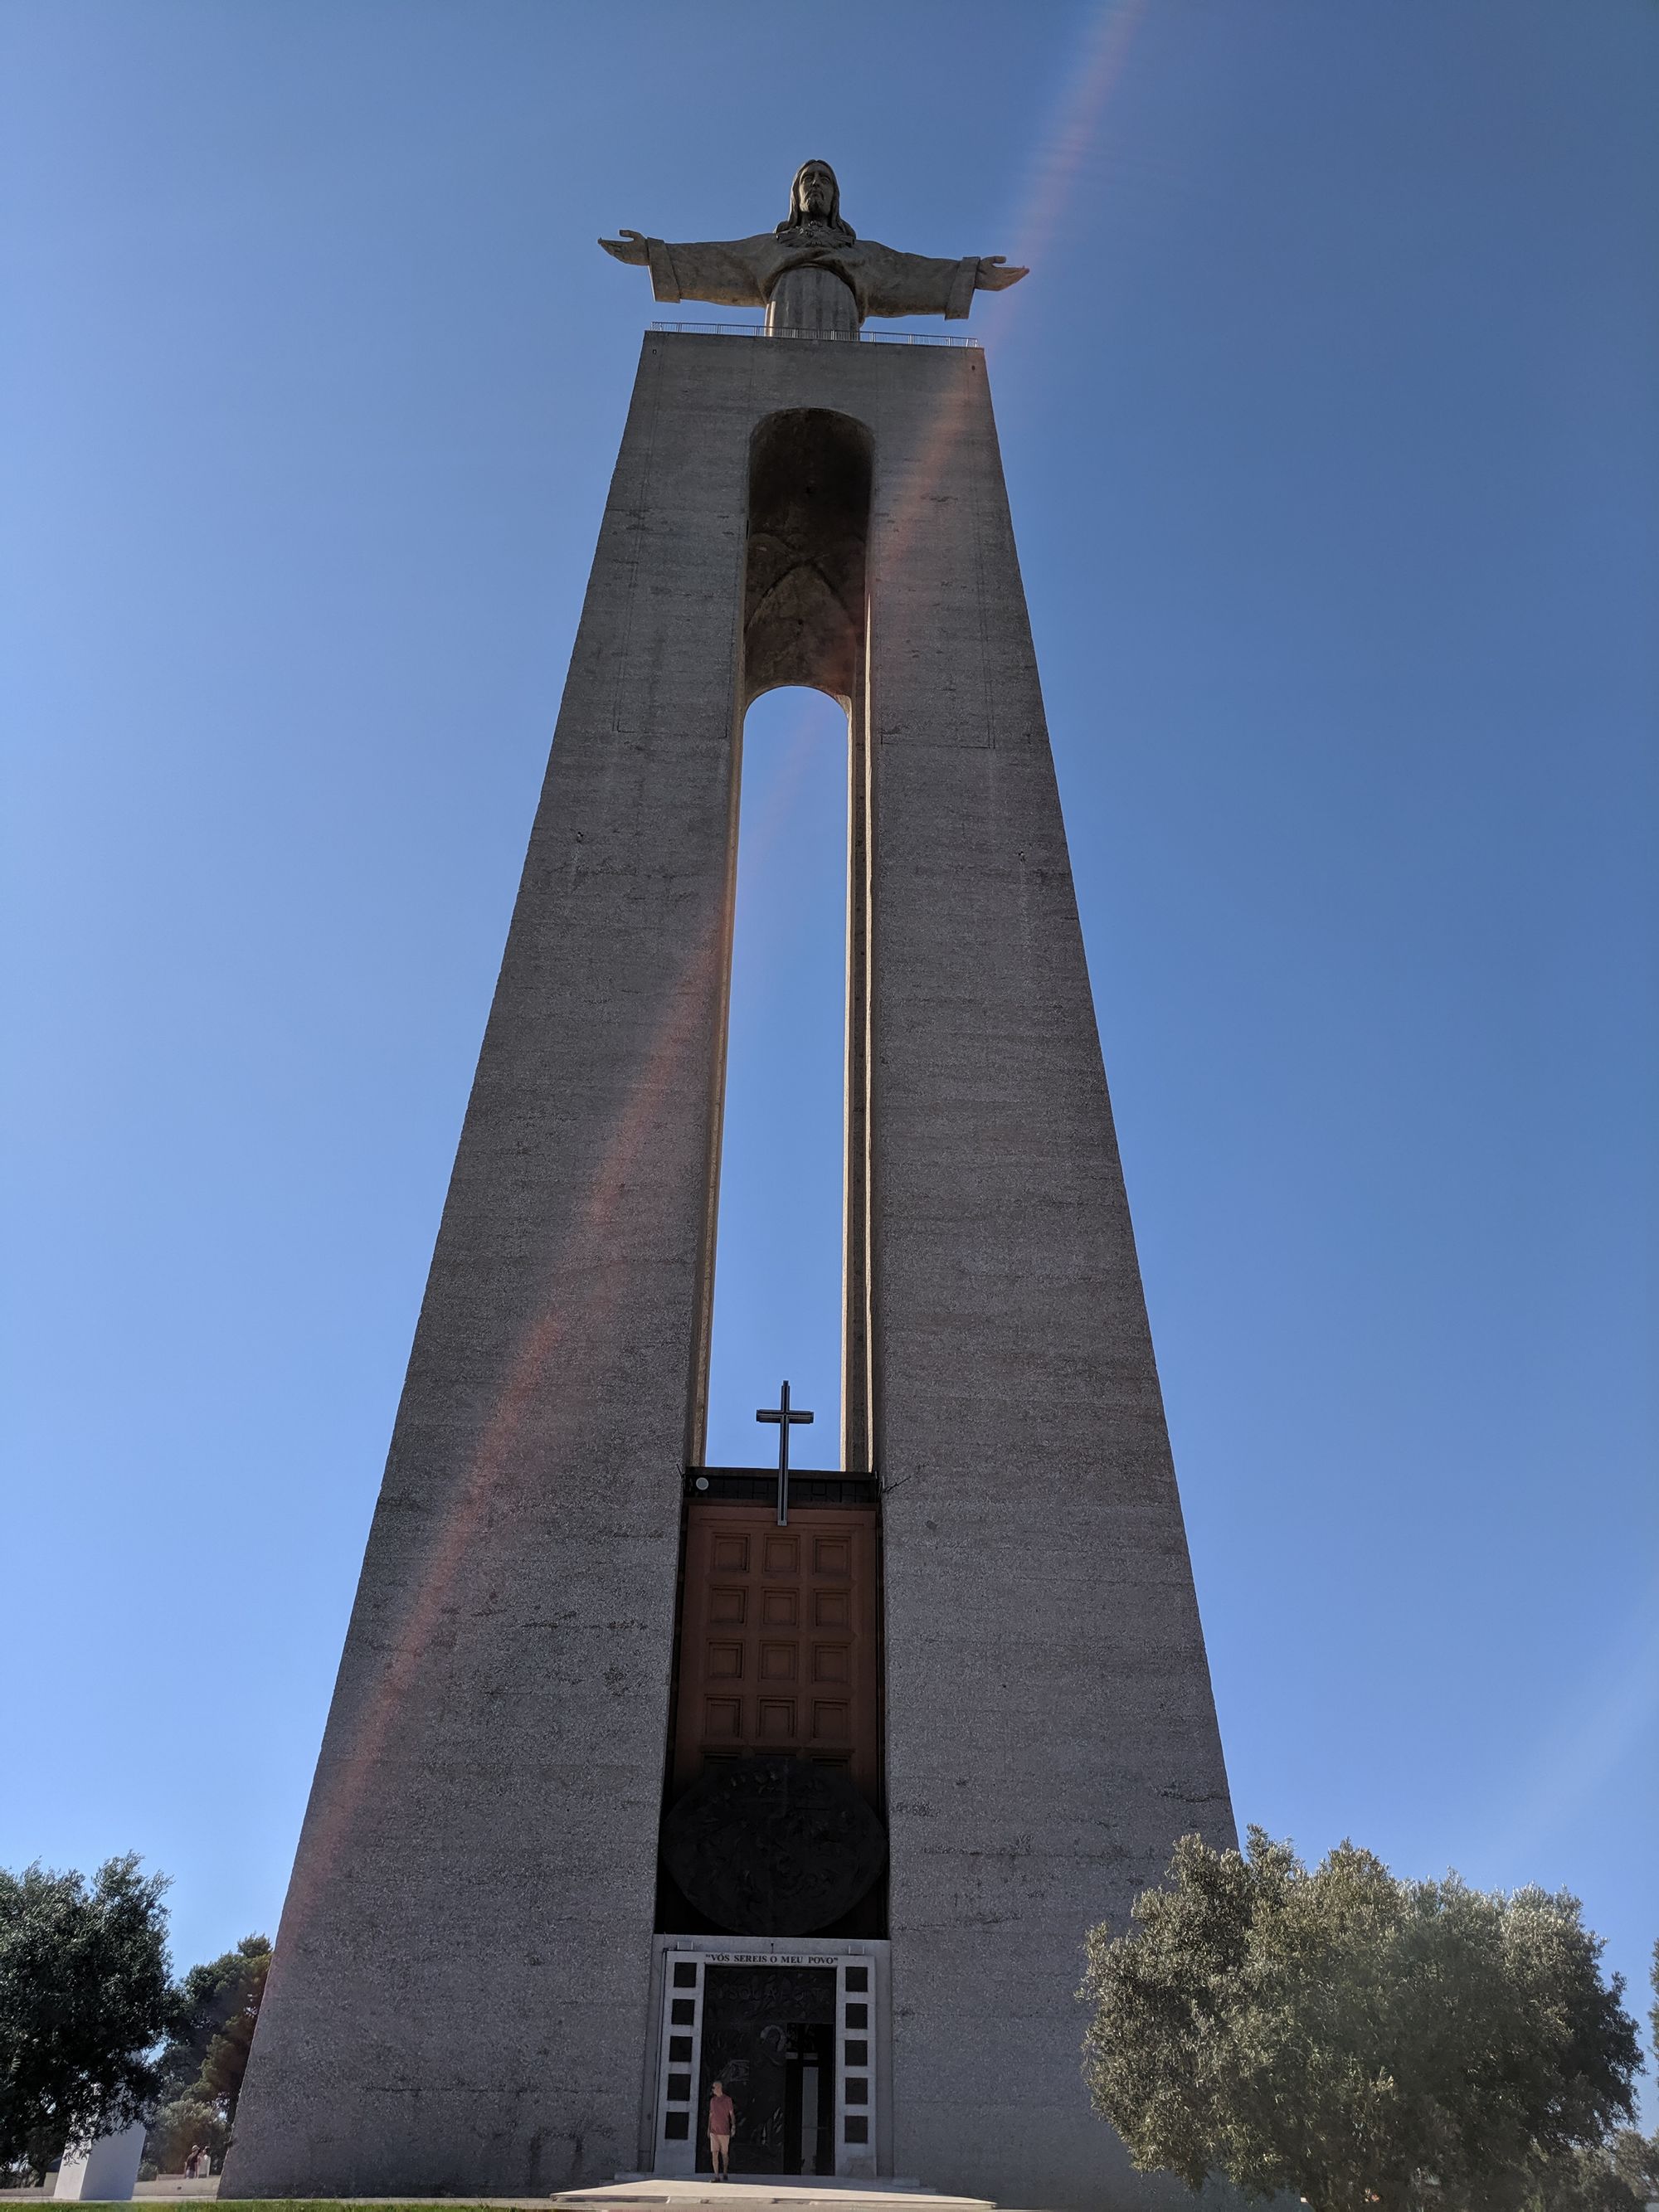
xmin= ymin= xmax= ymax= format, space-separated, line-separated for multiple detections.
xmin=672 ymin=1501 xmax=880 ymax=1803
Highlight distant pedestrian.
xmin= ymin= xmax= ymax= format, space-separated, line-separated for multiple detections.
xmin=707 ymin=2079 xmax=735 ymax=2176
xmin=184 ymin=2147 xmax=202 ymax=2179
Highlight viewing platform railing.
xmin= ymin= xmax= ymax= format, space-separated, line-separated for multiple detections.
xmin=649 ymin=319 xmax=980 ymax=348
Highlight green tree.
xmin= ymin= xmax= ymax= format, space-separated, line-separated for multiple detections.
xmin=1515 ymin=1932 xmax=1659 ymax=2212
xmin=0 ymin=1856 xmax=183 ymax=2178
xmin=1080 ymin=1829 xmax=1641 ymax=2212
xmin=1520 ymin=2129 xmax=1659 ymax=2212
xmin=144 ymin=1934 xmax=270 ymax=2174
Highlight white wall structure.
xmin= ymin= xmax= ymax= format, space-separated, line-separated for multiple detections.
xmin=53 ymin=2122 xmax=147 ymax=2202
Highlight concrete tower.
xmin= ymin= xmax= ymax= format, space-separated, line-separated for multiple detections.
xmin=225 ymin=168 xmax=1233 ymax=2212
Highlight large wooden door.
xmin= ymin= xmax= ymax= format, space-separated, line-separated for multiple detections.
xmin=671 ymin=1502 xmax=881 ymax=1805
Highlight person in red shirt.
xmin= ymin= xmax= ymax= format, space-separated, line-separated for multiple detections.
xmin=707 ymin=2080 xmax=736 ymax=2176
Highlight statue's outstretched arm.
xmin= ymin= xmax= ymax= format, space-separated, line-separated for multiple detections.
xmin=597 ymin=231 xmax=770 ymax=309
xmin=975 ymin=255 xmax=1029 ymax=293
xmin=859 ymin=243 xmax=1030 ymax=322
xmin=599 ymin=230 xmax=650 ymax=267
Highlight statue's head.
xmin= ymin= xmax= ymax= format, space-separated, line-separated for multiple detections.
xmin=779 ymin=159 xmax=855 ymax=241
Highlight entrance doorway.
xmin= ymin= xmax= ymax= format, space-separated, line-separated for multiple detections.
xmin=697 ymin=1963 xmax=834 ymax=2175
xmin=647 ymin=1937 xmax=885 ymax=2180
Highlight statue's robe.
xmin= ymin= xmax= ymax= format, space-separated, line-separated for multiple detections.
xmin=640 ymin=225 xmax=981 ymax=323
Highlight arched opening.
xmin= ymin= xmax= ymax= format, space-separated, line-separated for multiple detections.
xmin=703 ymin=685 xmax=849 ymax=1467
xmin=743 ymin=410 xmax=873 ymax=704
xmin=659 ymin=411 xmax=883 ymax=1963
xmin=695 ymin=405 xmax=876 ymax=1470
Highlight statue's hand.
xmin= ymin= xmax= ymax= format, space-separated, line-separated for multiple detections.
xmin=599 ymin=229 xmax=651 ymax=266
xmin=975 ymin=255 xmax=1029 ymax=293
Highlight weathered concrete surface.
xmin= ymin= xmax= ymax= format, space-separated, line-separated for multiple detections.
xmin=223 ymin=334 xmax=1232 ymax=2211
xmin=860 ymin=353 xmax=1237 ymax=2210
xmin=224 ymin=333 xmax=758 ymax=2200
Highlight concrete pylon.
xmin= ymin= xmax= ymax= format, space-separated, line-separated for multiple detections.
xmin=223 ymin=331 xmax=1233 ymax=2212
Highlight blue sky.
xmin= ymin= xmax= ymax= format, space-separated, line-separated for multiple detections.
xmin=4 ymin=0 xmax=1655 ymax=2111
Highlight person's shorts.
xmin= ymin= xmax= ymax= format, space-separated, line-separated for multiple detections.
xmin=709 ymin=2133 xmax=731 ymax=2152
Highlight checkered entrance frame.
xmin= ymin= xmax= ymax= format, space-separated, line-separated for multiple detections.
xmin=646 ymin=1935 xmax=888 ymax=2180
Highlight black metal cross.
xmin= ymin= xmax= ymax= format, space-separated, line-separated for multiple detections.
xmin=756 ymin=1380 xmax=815 ymax=1527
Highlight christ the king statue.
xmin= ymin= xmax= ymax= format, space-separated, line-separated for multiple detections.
xmin=601 ymin=158 xmax=1028 ymax=338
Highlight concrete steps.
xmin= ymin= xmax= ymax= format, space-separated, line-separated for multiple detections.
xmin=552 ymin=2184 xmax=995 ymax=2212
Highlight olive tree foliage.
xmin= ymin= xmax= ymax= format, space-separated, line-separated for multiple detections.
xmin=1528 ymin=2130 xmax=1659 ymax=2212
xmin=1545 ymin=1941 xmax=1659 ymax=2212
xmin=1080 ymin=1830 xmax=1641 ymax=2212
xmin=144 ymin=1933 xmax=271 ymax=2174
xmin=0 ymin=1856 xmax=184 ymax=2178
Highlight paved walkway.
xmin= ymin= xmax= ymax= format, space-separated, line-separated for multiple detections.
xmin=0 ymin=2187 xmax=218 ymax=2205
xmin=552 ymin=2184 xmax=993 ymax=2212
xmin=0 ymin=2176 xmax=1005 ymax=2210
